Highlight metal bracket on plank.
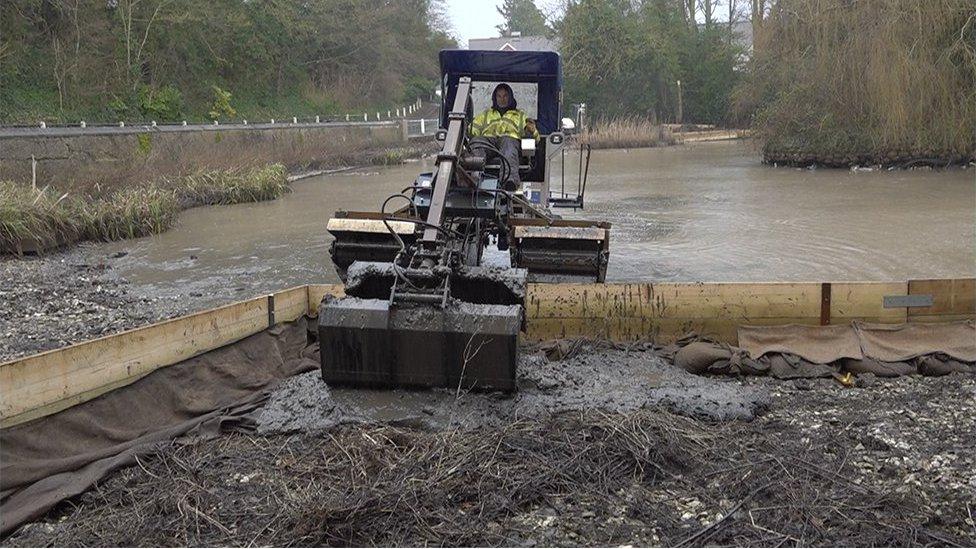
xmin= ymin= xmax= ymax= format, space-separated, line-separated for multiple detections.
xmin=883 ymin=294 xmax=934 ymax=309
xmin=267 ymin=294 xmax=276 ymax=328
xmin=820 ymin=282 xmax=831 ymax=325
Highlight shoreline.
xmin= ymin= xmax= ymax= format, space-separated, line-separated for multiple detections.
xmin=1 ymin=142 xmax=438 ymax=257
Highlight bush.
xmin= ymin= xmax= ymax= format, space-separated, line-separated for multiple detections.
xmin=402 ymin=76 xmax=435 ymax=103
xmin=208 ymin=86 xmax=237 ymax=121
xmin=138 ymin=85 xmax=184 ymax=121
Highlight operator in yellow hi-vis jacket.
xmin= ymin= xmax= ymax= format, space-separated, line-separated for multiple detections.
xmin=469 ymin=83 xmax=540 ymax=192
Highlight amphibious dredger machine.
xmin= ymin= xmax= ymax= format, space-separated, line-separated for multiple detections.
xmin=319 ymin=50 xmax=611 ymax=391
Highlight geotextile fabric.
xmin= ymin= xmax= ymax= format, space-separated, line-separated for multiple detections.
xmin=0 ymin=320 xmax=318 ymax=536
xmin=854 ymin=321 xmax=976 ymax=363
xmin=676 ymin=321 xmax=975 ymax=379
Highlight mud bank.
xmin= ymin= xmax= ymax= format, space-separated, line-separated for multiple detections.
xmin=762 ymin=145 xmax=975 ymax=169
xmin=0 ymin=252 xmax=191 ymax=362
xmin=256 ymin=343 xmax=770 ymax=434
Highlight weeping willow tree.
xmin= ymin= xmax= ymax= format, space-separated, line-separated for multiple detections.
xmin=737 ymin=0 xmax=976 ymax=166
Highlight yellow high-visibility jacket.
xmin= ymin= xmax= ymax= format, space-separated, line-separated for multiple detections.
xmin=469 ymin=108 xmax=540 ymax=140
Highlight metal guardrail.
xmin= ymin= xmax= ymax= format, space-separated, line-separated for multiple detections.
xmin=406 ymin=118 xmax=440 ymax=138
xmin=0 ymin=117 xmax=442 ymax=140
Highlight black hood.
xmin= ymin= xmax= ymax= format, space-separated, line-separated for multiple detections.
xmin=491 ymin=83 xmax=517 ymax=113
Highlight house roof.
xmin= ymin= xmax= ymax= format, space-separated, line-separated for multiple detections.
xmin=467 ymin=35 xmax=558 ymax=53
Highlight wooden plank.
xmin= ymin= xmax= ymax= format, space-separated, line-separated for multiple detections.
xmin=649 ymin=282 xmax=821 ymax=322
xmin=527 ymin=282 xmax=821 ymax=322
xmin=908 ymin=279 xmax=976 ymax=318
xmin=830 ymin=282 xmax=907 ymax=324
xmin=525 ymin=315 xmax=824 ymax=344
xmin=525 ymin=282 xmax=822 ymax=344
xmin=307 ymin=284 xmax=345 ymax=317
xmin=273 ymin=286 xmax=310 ymax=323
xmin=0 ymin=297 xmax=269 ymax=428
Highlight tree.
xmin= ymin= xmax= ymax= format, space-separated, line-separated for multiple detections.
xmin=557 ymin=0 xmax=741 ymax=124
xmin=0 ymin=0 xmax=457 ymax=123
xmin=496 ymin=0 xmax=549 ymax=36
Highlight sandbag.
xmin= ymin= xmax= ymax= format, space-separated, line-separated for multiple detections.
xmin=842 ymin=358 xmax=917 ymax=378
xmin=675 ymin=342 xmax=731 ymax=374
xmin=763 ymin=353 xmax=837 ymax=379
xmin=918 ymin=354 xmax=975 ymax=377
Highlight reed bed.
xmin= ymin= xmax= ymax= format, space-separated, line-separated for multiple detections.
xmin=0 ymin=184 xmax=80 ymax=254
xmin=740 ymin=0 xmax=976 ymax=167
xmin=175 ymin=164 xmax=288 ymax=206
xmin=0 ymin=164 xmax=288 ymax=254
xmin=578 ymin=118 xmax=677 ymax=149
xmin=78 ymin=186 xmax=181 ymax=242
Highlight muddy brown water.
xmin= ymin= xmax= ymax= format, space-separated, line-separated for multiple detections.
xmin=86 ymin=140 xmax=975 ymax=304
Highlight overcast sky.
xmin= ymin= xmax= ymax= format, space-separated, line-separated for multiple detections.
xmin=443 ymin=0 xmax=562 ymax=47
xmin=443 ymin=0 xmax=505 ymax=46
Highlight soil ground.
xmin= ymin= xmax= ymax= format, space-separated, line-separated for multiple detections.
xmin=4 ymin=336 xmax=975 ymax=546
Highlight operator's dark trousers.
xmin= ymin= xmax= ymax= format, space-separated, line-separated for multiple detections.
xmin=471 ymin=136 xmax=521 ymax=191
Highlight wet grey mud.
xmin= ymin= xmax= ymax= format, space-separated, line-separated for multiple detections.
xmin=256 ymin=342 xmax=769 ymax=434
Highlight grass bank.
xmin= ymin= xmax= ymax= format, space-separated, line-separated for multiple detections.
xmin=1 ymin=165 xmax=287 ymax=255
xmin=738 ymin=0 xmax=976 ymax=168
xmin=578 ymin=118 xmax=677 ymax=149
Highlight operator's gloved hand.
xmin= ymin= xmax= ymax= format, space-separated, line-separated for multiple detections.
xmin=524 ymin=118 xmax=540 ymax=140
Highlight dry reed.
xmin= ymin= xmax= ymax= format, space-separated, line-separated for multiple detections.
xmin=739 ymin=0 xmax=976 ymax=166
xmin=579 ymin=117 xmax=677 ymax=149
xmin=0 ymin=164 xmax=289 ymax=253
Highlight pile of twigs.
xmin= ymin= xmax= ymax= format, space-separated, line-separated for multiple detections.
xmin=9 ymin=408 xmax=967 ymax=547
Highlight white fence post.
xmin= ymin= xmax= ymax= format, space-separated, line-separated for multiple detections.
xmin=363 ymin=113 xmax=367 ymax=121
xmin=31 ymin=155 xmax=37 ymax=190
xmin=315 ymin=115 xmax=320 ymax=123
xmin=420 ymin=118 xmax=425 ymax=134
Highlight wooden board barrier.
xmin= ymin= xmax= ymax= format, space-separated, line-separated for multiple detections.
xmin=307 ymin=284 xmax=346 ymax=317
xmin=830 ymin=282 xmax=908 ymax=325
xmin=908 ymin=278 xmax=976 ymax=322
xmin=525 ymin=282 xmax=824 ymax=343
xmin=0 ymin=286 xmax=309 ymax=428
xmin=1 ymin=279 xmax=972 ymax=428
